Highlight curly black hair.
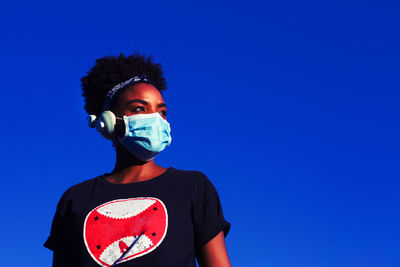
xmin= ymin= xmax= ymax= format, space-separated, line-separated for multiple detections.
xmin=81 ymin=53 xmax=167 ymax=116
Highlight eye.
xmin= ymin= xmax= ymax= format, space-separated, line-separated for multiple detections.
xmin=130 ymin=106 xmax=145 ymax=113
xmin=159 ymin=110 xmax=167 ymax=117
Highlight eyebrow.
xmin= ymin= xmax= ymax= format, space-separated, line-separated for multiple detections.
xmin=125 ymin=99 xmax=148 ymax=106
xmin=125 ymin=99 xmax=167 ymax=108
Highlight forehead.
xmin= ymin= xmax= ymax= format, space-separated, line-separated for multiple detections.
xmin=116 ymin=83 xmax=164 ymax=104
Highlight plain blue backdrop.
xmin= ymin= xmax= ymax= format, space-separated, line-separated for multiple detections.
xmin=1 ymin=0 xmax=399 ymax=266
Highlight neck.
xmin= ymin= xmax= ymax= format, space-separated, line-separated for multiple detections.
xmin=107 ymin=144 xmax=166 ymax=184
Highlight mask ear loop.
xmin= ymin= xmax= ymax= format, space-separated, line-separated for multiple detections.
xmin=111 ymin=230 xmax=146 ymax=266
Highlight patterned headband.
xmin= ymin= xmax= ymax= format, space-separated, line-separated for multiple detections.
xmin=103 ymin=75 xmax=152 ymax=111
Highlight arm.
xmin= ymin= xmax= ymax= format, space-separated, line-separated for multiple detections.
xmin=198 ymin=231 xmax=231 ymax=267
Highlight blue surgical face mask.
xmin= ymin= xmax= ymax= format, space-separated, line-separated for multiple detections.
xmin=119 ymin=113 xmax=172 ymax=162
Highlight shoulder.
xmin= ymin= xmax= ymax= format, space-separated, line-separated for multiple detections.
xmin=167 ymin=167 xmax=218 ymax=196
xmin=55 ymin=176 xmax=101 ymax=210
xmin=167 ymin=167 xmax=212 ymax=187
xmin=168 ymin=167 xmax=208 ymax=180
xmin=62 ymin=176 xmax=99 ymax=198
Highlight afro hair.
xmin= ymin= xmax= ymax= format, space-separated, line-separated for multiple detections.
xmin=81 ymin=53 xmax=167 ymax=116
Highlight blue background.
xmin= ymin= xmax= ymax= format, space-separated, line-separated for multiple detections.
xmin=1 ymin=0 xmax=399 ymax=266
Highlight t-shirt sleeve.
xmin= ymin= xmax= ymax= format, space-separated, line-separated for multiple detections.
xmin=44 ymin=193 xmax=70 ymax=252
xmin=193 ymin=173 xmax=231 ymax=250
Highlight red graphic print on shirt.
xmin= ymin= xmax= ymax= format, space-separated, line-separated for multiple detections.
xmin=83 ymin=197 xmax=168 ymax=267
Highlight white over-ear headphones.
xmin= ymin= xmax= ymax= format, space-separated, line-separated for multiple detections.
xmin=88 ymin=111 xmax=117 ymax=140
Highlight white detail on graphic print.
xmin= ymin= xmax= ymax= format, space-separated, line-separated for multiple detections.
xmin=83 ymin=197 xmax=169 ymax=267
xmin=99 ymin=235 xmax=153 ymax=265
xmin=97 ymin=199 xmax=156 ymax=219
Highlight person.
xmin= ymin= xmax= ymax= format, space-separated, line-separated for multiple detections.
xmin=44 ymin=54 xmax=231 ymax=267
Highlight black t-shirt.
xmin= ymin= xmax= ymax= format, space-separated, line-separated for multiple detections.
xmin=44 ymin=167 xmax=230 ymax=267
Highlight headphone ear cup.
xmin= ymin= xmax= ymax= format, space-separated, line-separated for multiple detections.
xmin=95 ymin=111 xmax=116 ymax=139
